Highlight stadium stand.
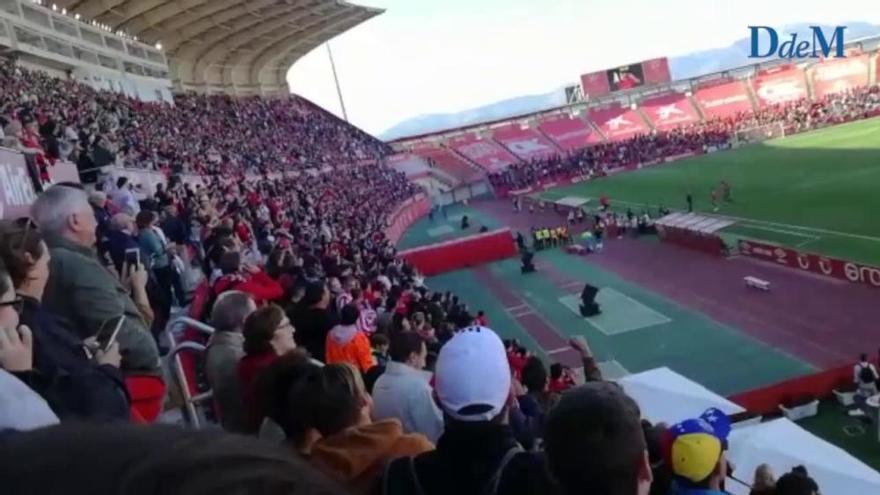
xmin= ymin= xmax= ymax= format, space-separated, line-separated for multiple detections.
xmin=638 ymin=91 xmax=702 ymax=130
xmin=587 ymin=102 xmax=652 ymax=141
xmin=537 ymin=115 xmax=604 ymax=150
xmin=412 ymin=145 xmax=485 ymax=185
xmin=692 ymin=79 xmax=756 ymax=119
xmin=3 ymin=5 xmax=880 ymax=494
xmin=447 ymin=133 xmax=520 ymax=173
xmin=491 ymin=123 xmax=560 ymax=160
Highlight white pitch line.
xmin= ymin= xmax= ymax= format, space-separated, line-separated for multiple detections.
xmin=505 ymin=304 xmax=528 ymax=312
xmin=739 ymin=224 xmax=819 ymax=239
xmin=547 ymin=347 xmax=572 ymax=355
xmin=603 ymin=198 xmax=880 ymax=243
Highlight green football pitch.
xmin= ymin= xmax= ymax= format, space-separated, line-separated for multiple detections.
xmin=535 ymin=117 xmax=880 ymax=266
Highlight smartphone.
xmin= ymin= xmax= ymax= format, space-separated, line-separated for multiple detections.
xmin=124 ymin=248 xmax=140 ymax=267
xmin=96 ymin=315 xmax=126 ymax=352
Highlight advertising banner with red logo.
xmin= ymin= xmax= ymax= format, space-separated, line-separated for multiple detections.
xmin=492 ymin=125 xmax=558 ymax=160
xmin=448 ymin=135 xmax=518 ymax=173
xmin=581 ymin=71 xmax=611 ymax=99
xmin=810 ymin=55 xmax=870 ymax=99
xmin=588 ymin=104 xmax=650 ymax=141
xmin=693 ymin=80 xmax=754 ymax=119
xmin=876 ymin=54 xmax=880 ymax=87
xmin=751 ymin=67 xmax=808 ymax=108
xmin=639 ymin=92 xmax=699 ymax=130
xmin=738 ymin=239 xmax=880 ymax=289
xmin=642 ymin=57 xmax=672 ymax=85
xmin=538 ymin=117 xmax=603 ymax=151
xmin=0 ymin=148 xmax=38 ymax=220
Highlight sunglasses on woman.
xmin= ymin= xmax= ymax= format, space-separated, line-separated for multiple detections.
xmin=0 ymin=297 xmax=24 ymax=314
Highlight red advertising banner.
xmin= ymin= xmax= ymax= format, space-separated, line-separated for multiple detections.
xmin=588 ymin=104 xmax=650 ymax=141
xmin=492 ymin=125 xmax=558 ymax=160
xmin=580 ymin=71 xmax=611 ymax=99
xmin=447 ymin=135 xmax=519 ymax=173
xmin=693 ymin=80 xmax=754 ymax=119
xmin=0 ymin=148 xmax=38 ymax=220
xmin=399 ymin=228 xmax=517 ymax=276
xmin=538 ymin=116 xmax=604 ymax=151
xmin=642 ymin=57 xmax=672 ymax=85
xmin=810 ymin=55 xmax=870 ymax=99
xmin=738 ymin=239 xmax=880 ymax=289
xmin=385 ymin=195 xmax=431 ymax=245
xmin=751 ymin=67 xmax=808 ymax=108
xmin=639 ymin=92 xmax=699 ymax=130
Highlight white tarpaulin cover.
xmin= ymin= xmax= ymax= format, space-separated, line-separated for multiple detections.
xmin=617 ymin=367 xmax=745 ymax=425
xmin=727 ymin=418 xmax=880 ymax=495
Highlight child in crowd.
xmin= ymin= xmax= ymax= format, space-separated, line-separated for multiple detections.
xmin=370 ymin=333 xmax=390 ymax=368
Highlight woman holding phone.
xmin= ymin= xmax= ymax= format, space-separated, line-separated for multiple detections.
xmin=0 ymin=221 xmax=130 ymax=421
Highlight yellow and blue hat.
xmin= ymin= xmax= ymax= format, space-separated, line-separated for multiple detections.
xmin=662 ymin=408 xmax=731 ymax=483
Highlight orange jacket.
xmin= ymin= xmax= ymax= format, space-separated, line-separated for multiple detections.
xmin=325 ymin=324 xmax=375 ymax=372
xmin=310 ymin=419 xmax=433 ymax=495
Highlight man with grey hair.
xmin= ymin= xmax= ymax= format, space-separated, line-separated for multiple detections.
xmin=32 ymin=185 xmax=159 ymax=373
xmin=205 ymin=290 xmax=257 ymax=432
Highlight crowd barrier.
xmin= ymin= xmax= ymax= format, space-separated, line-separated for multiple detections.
xmin=398 ymin=228 xmax=518 ymax=276
xmin=739 ymin=239 xmax=880 ymax=290
xmin=729 ymin=364 xmax=853 ymax=415
xmin=385 ymin=194 xmax=431 ymax=245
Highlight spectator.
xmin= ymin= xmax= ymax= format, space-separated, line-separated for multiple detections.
xmin=750 ymin=464 xmax=775 ymax=495
xmin=255 ymin=350 xmax=323 ymax=452
xmin=106 ymin=213 xmax=138 ymax=274
xmin=372 ymin=331 xmax=443 ymax=442
xmin=213 ymin=251 xmax=284 ymax=305
xmin=293 ymin=282 xmax=337 ymax=362
xmin=544 ymin=381 xmax=654 ymax=495
xmin=136 ymin=210 xmax=174 ymax=330
xmin=237 ymin=304 xmax=297 ymax=433
xmin=381 ymin=326 xmax=552 ymax=495
xmin=160 ymin=205 xmax=188 ymax=246
xmin=325 ymin=304 xmax=374 ymax=373
xmin=854 ymin=353 xmax=878 ymax=398
xmin=0 ymin=423 xmax=348 ymax=495
xmin=774 ymin=466 xmax=820 ymax=495
xmin=206 ymin=290 xmax=257 ymax=432
xmin=0 ymin=274 xmax=59 ymax=431
xmin=89 ymin=191 xmax=111 ymax=256
xmin=0 ymin=221 xmax=129 ymax=421
xmin=370 ymin=333 xmax=389 ymax=368
xmin=33 ymin=185 xmax=159 ymax=373
xmin=109 ymin=176 xmax=140 ymax=216
xmin=662 ymin=408 xmax=732 ymax=495
xmin=305 ymin=363 xmax=433 ymax=494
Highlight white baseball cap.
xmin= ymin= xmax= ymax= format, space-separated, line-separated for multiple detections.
xmin=435 ymin=326 xmax=512 ymax=422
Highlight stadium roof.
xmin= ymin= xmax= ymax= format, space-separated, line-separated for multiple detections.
xmin=57 ymin=0 xmax=383 ymax=95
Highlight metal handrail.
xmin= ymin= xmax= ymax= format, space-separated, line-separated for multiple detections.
xmin=165 ymin=317 xmax=216 ymax=429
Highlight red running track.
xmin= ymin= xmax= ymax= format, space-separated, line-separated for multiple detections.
xmin=475 ymin=199 xmax=880 ymax=370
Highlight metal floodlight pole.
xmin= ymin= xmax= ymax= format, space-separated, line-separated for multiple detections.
xmin=326 ymin=42 xmax=349 ymax=122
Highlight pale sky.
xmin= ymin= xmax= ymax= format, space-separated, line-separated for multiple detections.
xmin=286 ymin=0 xmax=880 ymax=136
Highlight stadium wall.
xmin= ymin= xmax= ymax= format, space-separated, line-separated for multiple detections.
xmin=398 ymin=228 xmax=518 ymax=276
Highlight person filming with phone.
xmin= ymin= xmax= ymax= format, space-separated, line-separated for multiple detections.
xmin=0 ymin=221 xmax=130 ymax=421
xmin=32 ymin=185 xmax=160 ymax=374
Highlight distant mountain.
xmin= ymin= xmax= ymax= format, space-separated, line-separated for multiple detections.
xmin=381 ymin=22 xmax=880 ymax=141
xmin=381 ymin=90 xmax=567 ymax=140
xmin=670 ymin=22 xmax=880 ymax=79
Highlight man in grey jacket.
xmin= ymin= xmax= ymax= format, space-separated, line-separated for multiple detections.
xmin=205 ymin=291 xmax=256 ymax=433
xmin=32 ymin=185 xmax=159 ymax=373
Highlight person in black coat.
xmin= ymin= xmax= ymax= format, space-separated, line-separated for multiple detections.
xmin=0 ymin=222 xmax=129 ymax=421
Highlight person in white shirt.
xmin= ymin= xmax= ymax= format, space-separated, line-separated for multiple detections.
xmin=853 ymin=353 xmax=879 ymax=397
xmin=371 ymin=332 xmax=443 ymax=442
xmin=109 ymin=177 xmax=140 ymax=216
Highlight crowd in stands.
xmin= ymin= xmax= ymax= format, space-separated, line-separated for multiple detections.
xmin=489 ymin=85 xmax=880 ymax=191
xmin=0 ymin=56 xmax=390 ymax=178
xmin=0 ymin=56 xmax=846 ymax=495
